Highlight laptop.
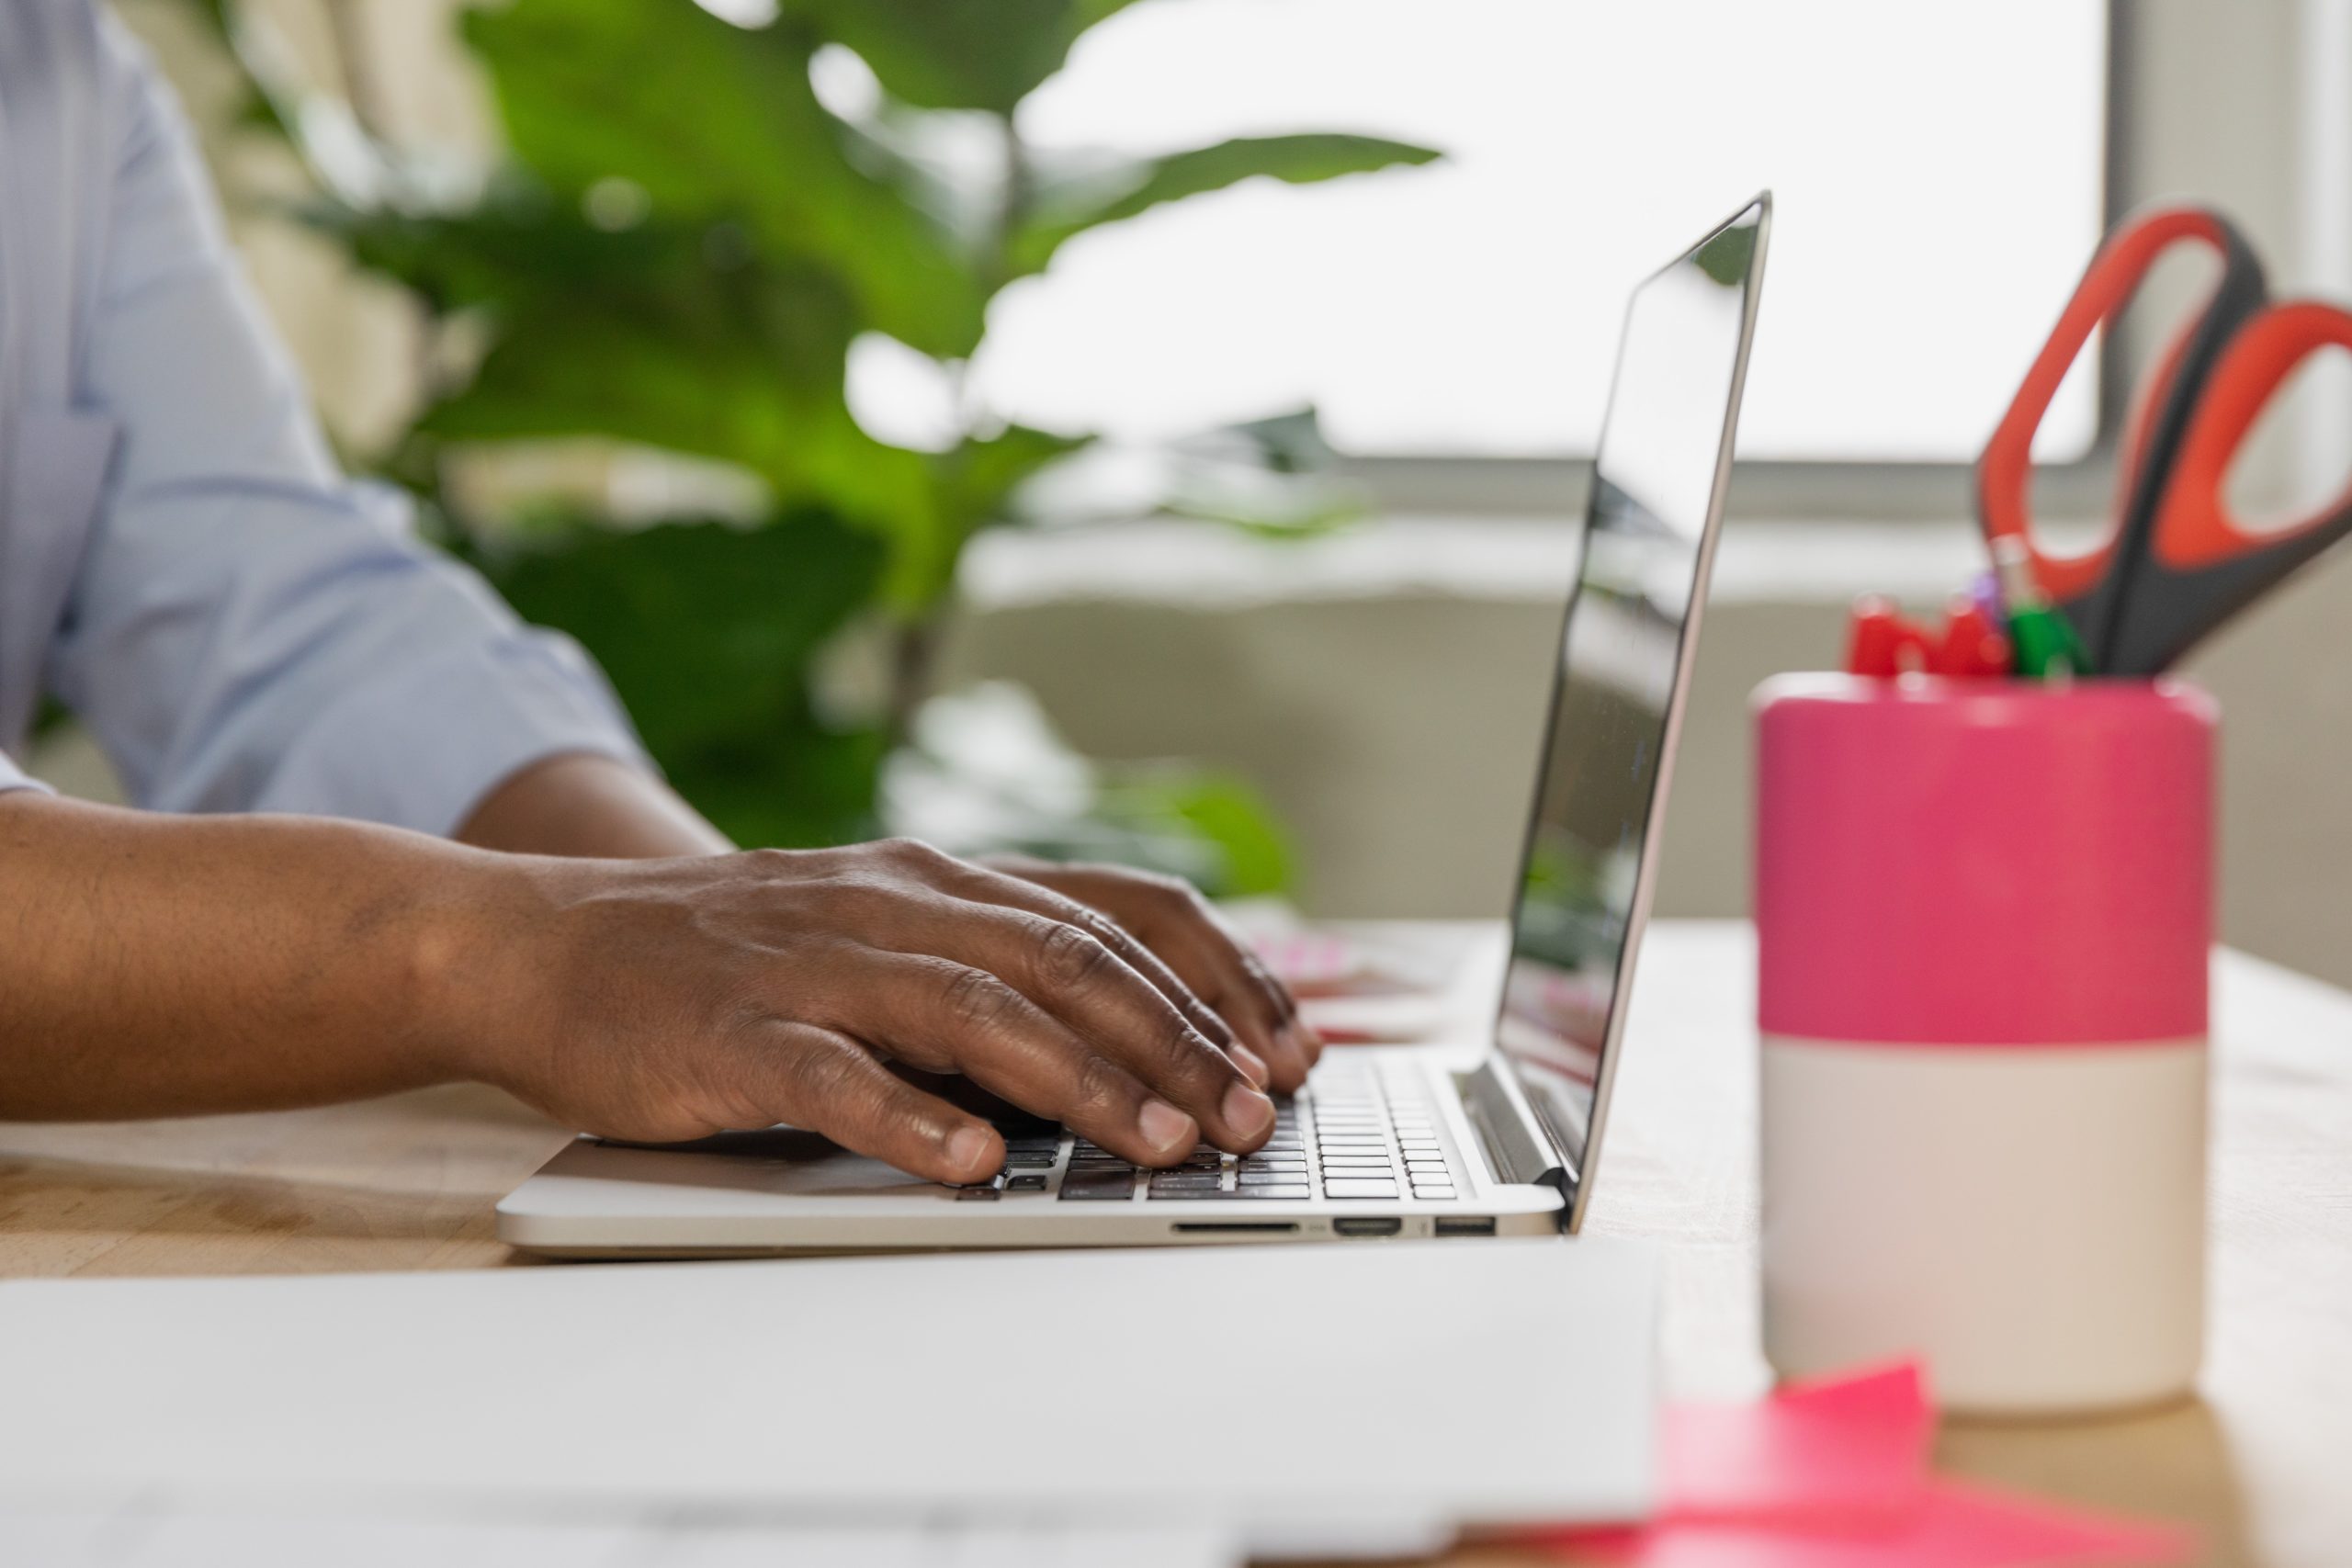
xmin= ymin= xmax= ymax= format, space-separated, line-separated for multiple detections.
xmin=499 ymin=195 xmax=1770 ymax=1258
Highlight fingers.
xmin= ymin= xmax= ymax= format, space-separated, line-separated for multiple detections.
xmin=838 ymin=893 xmax=1275 ymax=1156
xmin=948 ymin=863 xmax=1273 ymax=1090
xmin=842 ymin=953 xmax=1211 ymax=1168
xmin=1001 ymin=862 xmax=1321 ymax=1093
xmin=724 ymin=1021 xmax=1003 ymax=1184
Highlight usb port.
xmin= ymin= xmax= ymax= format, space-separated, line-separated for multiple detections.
xmin=1332 ymin=1217 xmax=1403 ymax=1237
xmin=1434 ymin=1216 xmax=1496 ymax=1237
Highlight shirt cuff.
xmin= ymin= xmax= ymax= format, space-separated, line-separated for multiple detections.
xmin=247 ymin=627 xmax=657 ymax=839
xmin=0 ymin=750 xmax=58 ymax=800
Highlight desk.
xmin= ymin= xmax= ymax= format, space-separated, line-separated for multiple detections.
xmin=3 ymin=920 xmax=2346 ymax=1567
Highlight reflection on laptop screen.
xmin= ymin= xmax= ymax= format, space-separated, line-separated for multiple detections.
xmin=1496 ymin=201 xmax=1766 ymax=1186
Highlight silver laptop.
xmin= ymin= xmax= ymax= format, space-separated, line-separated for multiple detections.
xmin=499 ymin=195 xmax=1770 ymax=1257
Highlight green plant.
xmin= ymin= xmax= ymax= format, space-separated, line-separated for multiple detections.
xmin=175 ymin=0 xmax=1438 ymax=877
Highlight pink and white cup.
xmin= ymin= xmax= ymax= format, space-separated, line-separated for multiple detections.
xmin=1754 ymin=675 xmax=2213 ymax=1416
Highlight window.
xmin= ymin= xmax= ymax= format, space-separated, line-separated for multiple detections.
xmin=972 ymin=0 xmax=2109 ymax=466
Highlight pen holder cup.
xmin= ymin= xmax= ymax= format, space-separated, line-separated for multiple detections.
xmin=1753 ymin=675 xmax=2213 ymax=1416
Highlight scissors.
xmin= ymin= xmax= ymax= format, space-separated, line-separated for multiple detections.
xmin=1977 ymin=204 xmax=2352 ymax=675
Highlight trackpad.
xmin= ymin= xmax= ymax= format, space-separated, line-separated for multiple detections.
xmin=590 ymin=1129 xmax=942 ymax=1197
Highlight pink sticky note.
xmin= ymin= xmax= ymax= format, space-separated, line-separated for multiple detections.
xmin=1662 ymin=1362 xmax=1936 ymax=1526
xmin=1552 ymin=1479 xmax=2195 ymax=1568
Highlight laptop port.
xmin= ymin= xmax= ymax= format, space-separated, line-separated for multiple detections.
xmin=1172 ymin=1223 xmax=1299 ymax=1234
xmin=1434 ymin=1216 xmax=1497 ymax=1237
xmin=1332 ymin=1217 xmax=1404 ymax=1237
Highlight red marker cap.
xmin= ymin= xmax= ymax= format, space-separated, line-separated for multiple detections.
xmin=1847 ymin=596 xmax=1934 ymax=678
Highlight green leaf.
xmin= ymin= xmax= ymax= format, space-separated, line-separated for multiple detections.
xmin=1096 ymin=767 xmax=1296 ymax=897
xmin=936 ymin=423 xmax=1091 ymax=526
xmin=469 ymin=509 xmax=890 ymax=848
xmin=308 ymin=190 xmax=666 ymax=313
xmin=461 ymin=0 xmax=985 ymax=355
xmin=831 ymin=423 xmax=1095 ymax=613
xmin=401 ymin=223 xmax=937 ymax=541
xmin=1012 ymin=133 xmax=1441 ymax=276
xmin=480 ymin=511 xmax=884 ymax=766
xmin=669 ymin=711 xmax=888 ymax=849
xmin=888 ymin=423 xmax=1092 ymax=605
xmin=782 ymin=0 xmax=1121 ymax=114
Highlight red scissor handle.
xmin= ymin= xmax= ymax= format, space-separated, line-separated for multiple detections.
xmin=2105 ymin=299 xmax=2352 ymax=671
xmin=1976 ymin=206 xmax=2268 ymax=662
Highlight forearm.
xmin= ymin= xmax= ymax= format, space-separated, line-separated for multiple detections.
xmin=0 ymin=792 xmax=526 ymax=1120
xmin=457 ymin=754 xmax=731 ymax=860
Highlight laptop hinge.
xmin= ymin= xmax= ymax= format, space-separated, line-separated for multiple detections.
xmin=1460 ymin=1057 xmax=1572 ymax=1199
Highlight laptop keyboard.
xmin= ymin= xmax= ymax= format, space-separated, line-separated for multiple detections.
xmin=954 ymin=1062 xmax=1460 ymax=1203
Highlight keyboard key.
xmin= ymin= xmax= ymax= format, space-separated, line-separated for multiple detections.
xmin=1238 ymin=1169 xmax=1307 ymax=1185
xmin=1230 ymin=1185 xmax=1312 ymax=1200
xmin=1005 ymin=1151 xmax=1057 ymax=1169
xmin=1411 ymin=1187 xmax=1458 ymax=1201
xmin=955 ymin=1185 xmax=1001 ymax=1201
xmin=1322 ymin=1179 xmax=1401 ymax=1199
xmin=1059 ymin=1174 xmax=1135 ymax=1201
xmin=1006 ymin=1175 xmax=1049 ymax=1192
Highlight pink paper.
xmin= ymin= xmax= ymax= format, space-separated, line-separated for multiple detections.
xmin=1559 ymin=1480 xmax=2195 ymax=1568
xmin=1662 ymin=1363 xmax=1936 ymax=1525
xmin=1519 ymin=1364 xmax=2194 ymax=1568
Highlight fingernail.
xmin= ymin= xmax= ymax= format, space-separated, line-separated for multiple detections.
xmin=1137 ymin=1099 xmax=1195 ymax=1155
xmin=1222 ymin=1080 xmax=1276 ymax=1138
xmin=946 ymin=1124 xmax=997 ymax=1178
xmin=1231 ymin=1043 xmax=1271 ymax=1088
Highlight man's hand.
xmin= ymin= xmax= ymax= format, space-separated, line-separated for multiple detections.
xmin=0 ymin=772 xmax=1309 ymax=1190
xmin=480 ymin=839 xmax=1294 ymax=1184
xmin=988 ymin=856 xmax=1323 ymax=1093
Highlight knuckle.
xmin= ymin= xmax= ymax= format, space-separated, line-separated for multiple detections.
xmin=1071 ymin=904 xmax=1141 ymax=953
xmin=779 ymin=1031 xmax=867 ymax=1106
xmin=1068 ymin=1050 xmax=1134 ymax=1122
xmin=1238 ymin=955 xmax=1291 ymax=1014
xmin=876 ymin=836 xmax=951 ymax=872
xmin=940 ymin=964 xmax=1023 ymax=1036
xmin=740 ymin=845 xmax=801 ymax=879
xmin=1162 ymin=1022 xmax=1226 ymax=1081
xmin=1139 ymin=872 xmax=1202 ymax=912
xmin=786 ymin=1042 xmax=908 ymax=1142
xmin=1035 ymin=919 xmax=1117 ymax=992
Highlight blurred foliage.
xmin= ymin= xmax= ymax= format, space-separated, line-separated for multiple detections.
xmin=175 ymin=0 xmax=1438 ymax=886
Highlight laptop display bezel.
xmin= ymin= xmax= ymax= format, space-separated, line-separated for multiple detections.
xmin=1488 ymin=193 xmax=1773 ymax=1234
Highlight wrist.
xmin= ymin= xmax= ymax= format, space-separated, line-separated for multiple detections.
xmin=401 ymin=846 xmax=574 ymax=1092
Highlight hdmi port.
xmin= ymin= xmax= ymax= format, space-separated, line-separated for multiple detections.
xmin=1332 ymin=1217 xmax=1404 ymax=1237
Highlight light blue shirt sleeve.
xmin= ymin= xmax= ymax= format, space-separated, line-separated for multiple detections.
xmin=0 ymin=750 xmax=53 ymax=798
xmin=44 ymin=19 xmax=652 ymax=836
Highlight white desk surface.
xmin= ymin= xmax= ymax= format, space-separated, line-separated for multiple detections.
xmin=2 ymin=919 xmax=2347 ymax=1567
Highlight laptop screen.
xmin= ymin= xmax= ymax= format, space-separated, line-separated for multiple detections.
xmin=1494 ymin=199 xmax=1768 ymax=1192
